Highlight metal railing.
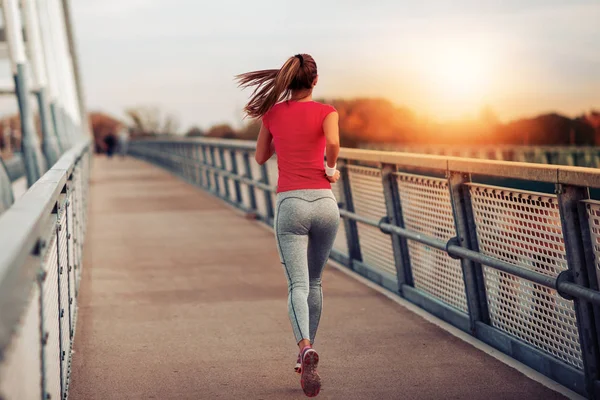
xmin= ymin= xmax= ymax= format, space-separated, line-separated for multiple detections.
xmin=361 ymin=143 xmax=600 ymax=168
xmin=129 ymin=137 xmax=600 ymax=399
xmin=0 ymin=140 xmax=91 ymax=400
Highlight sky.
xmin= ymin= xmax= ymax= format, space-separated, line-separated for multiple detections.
xmin=69 ymin=0 xmax=600 ymax=131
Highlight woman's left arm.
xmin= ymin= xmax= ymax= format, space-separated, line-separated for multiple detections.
xmin=255 ymin=122 xmax=275 ymax=165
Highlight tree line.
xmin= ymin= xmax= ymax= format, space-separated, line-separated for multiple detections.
xmin=5 ymin=99 xmax=593 ymax=156
xmin=182 ymin=98 xmax=600 ymax=148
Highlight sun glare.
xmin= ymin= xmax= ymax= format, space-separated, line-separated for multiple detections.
xmin=411 ymin=40 xmax=497 ymax=118
xmin=427 ymin=48 xmax=489 ymax=100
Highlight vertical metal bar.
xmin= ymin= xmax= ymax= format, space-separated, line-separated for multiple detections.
xmin=580 ymin=201 xmax=600 ymax=399
xmin=2 ymin=0 xmax=47 ymax=186
xmin=557 ymin=184 xmax=600 ymax=399
xmin=23 ymin=0 xmax=63 ymax=162
xmin=448 ymin=171 xmax=490 ymax=332
xmin=202 ymin=145 xmax=212 ymax=192
xmin=243 ymin=152 xmax=257 ymax=212
xmin=260 ymin=163 xmax=274 ymax=224
xmin=185 ymin=144 xmax=193 ymax=182
xmin=0 ymin=158 xmax=15 ymax=212
xmin=229 ymin=149 xmax=243 ymax=205
xmin=209 ymin=147 xmax=220 ymax=196
xmin=37 ymin=89 xmax=62 ymax=164
xmin=338 ymin=159 xmax=362 ymax=265
xmin=54 ymin=196 xmax=65 ymax=397
xmin=65 ymin=178 xmax=74 ymax=340
xmin=194 ymin=144 xmax=202 ymax=187
xmin=381 ymin=164 xmax=413 ymax=290
xmin=218 ymin=147 xmax=231 ymax=200
xmin=38 ymin=239 xmax=48 ymax=400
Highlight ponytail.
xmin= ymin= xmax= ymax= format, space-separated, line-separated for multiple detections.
xmin=235 ymin=54 xmax=317 ymax=118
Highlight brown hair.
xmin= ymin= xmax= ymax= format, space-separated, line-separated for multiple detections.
xmin=235 ymin=54 xmax=318 ymax=118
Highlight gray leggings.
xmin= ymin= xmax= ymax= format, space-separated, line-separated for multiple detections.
xmin=274 ymin=189 xmax=340 ymax=344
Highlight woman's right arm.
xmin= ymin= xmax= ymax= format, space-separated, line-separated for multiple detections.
xmin=323 ymin=111 xmax=340 ymax=169
xmin=323 ymin=111 xmax=340 ymax=183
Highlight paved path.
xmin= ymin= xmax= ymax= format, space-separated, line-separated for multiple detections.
xmin=69 ymin=156 xmax=567 ymax=400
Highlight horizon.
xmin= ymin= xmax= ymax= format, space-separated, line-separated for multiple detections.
xmin=69 ymin=0 xmax=600 ymax=131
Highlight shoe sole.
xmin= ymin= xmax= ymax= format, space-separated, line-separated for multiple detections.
xmin=300 ymin=349 xmax=321 ymax=397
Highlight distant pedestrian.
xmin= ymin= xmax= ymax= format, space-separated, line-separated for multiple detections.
xmin=104 ymin=134 xmax=116 ymax=158
xmin=236 ymin=53 xmax=340 ymax=398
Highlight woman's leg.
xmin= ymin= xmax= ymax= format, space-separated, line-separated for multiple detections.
xmin=307 ymin=198 xmax=340 ymax=344
xmin=275 ymin=198 xmax=311 ymax=345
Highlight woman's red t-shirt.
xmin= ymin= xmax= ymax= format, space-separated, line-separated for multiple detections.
xmin=262 ymin=100 xmax=336 ymax=193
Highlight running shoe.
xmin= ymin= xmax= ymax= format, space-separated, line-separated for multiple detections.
xmin=300 ymin=347 xmax=321 ymax=397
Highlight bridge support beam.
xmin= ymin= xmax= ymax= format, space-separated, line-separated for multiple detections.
xmin=50 ymin=102 xmax=69 ymax=151
xmin=558 ymin=184 xmax=600 ymax=399
xmin=229 ymin=149 xmax=243 ymax=206
xmin=242 ymin=152 xmax=257 ymax=213
xmin=448 ymin=171 xmax=490 ymax=333
xmin=23 ymin=0 xmax=63 ymax=166
xmin=37 ymin=89 xmax=62 ymax=165
xmin=2 ymin=0 xmax=47 ymax=187
xmin=381 ymin=164 xmax=413 ymax=292
xmin=338 ymin=159 xmax=362 ymax=267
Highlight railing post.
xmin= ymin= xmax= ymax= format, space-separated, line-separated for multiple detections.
xmin=557 ymin=184 xmax=600 ymax=399
xmin=448 ymin=171 xmax=490 ymax=332
xmin=242 ymin=152 xmax=257 ymax=212
xmin=380 ymin=164 xmax=413 ymax=291
xmin=260 ymin=163 xmax=274 ymax=225
xmin=198 ymin=144 xmax=210 ymax=190
xmin=210 ymin=147 xmax=221 ymax=196
xmin=229 ymin=149 xmax=243 ymax=206
xmin=218 ymin=147 xmax=231 ymax=201
xmin=202 ymin=145 xmax=214 ymax=193
xmin=192 ymin=144 xmax=200 ymax=187
xmin=338 ymin=159 xmax=362 ymax=266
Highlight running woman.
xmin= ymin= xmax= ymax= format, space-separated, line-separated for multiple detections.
xmin=236 ymin=54 xmax=340 ymax=397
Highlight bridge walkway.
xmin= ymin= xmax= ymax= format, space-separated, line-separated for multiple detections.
xmin=69 ymin=157 xmax=567 ymax=399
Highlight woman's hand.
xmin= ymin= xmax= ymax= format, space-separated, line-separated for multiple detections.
xmin=326 ymin=170 xmax=341 ymax=183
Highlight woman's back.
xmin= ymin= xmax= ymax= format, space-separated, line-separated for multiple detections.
xmin=263 ymin=100 xmax=336 ymax=193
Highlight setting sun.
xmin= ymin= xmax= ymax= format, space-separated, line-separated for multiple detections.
xmin=429 ymin=49 xmax=488 ymax=99
xmin=409 ymin=39 xmax=497 ymax=118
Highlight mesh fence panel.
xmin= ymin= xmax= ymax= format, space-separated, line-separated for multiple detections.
xmin=213 ymin=148 xmax=226 ymax=197
xmin=348 ymin=166 xmax=396 ymax=277
xmin=469 ymin=184 xmax=582 ymax=369
xmin=73 ymin=168 xmax=83 ymax=294
xmin=250 ymin=154 xmax=267 ymax=218
xmin=396 ymin=173 xmax=468 ymax=312
xmin=205 ymin=147 xmax=216 ymax=191
xmin=43 ymin=233 xmax=61 ymax=400
xmin=57 ymin=208 xmax=70 ymax=387
xmin=0 ymin=284 xmax=42 ymax=400
xmin=224 ymin=150 xmax=236 ymax=203
xmin=67 ymin=192 xmax=76 ymax=334
xmin=330 ymin=180 xmax=348 ymax=256
xmin=584 ymin=200 xmax=600 ymax=290
xmin=235 ymin=151 xmax=252 ymax=210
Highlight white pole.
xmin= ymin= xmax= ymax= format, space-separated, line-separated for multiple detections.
xmin=2 ymin=0 xmax=27 ymax=72
xmin=50 ymin=0 xmax=79 ymax=123
xmin=22 ymin=0 xmax=47 ymax=89
xmin=1 ymin=0 xmax=46 ymax=185
xmin=23 ymin=0 xmax=63 ymax=162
